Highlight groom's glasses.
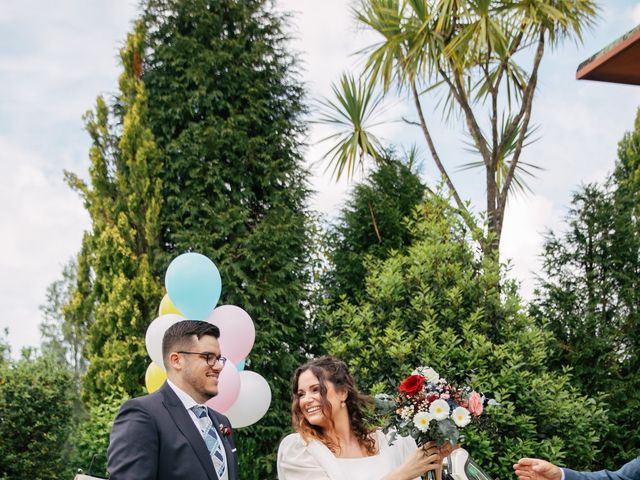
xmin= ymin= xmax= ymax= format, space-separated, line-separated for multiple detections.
xmin=177 ymin=351 xmax=227 ymax=368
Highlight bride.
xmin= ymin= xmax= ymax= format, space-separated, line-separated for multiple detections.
xmin=277 ymin=356 xmax=452 ymax=480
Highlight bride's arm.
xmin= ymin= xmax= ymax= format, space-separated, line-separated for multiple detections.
xmin=277 ymin=434 xmax=330 ymax=480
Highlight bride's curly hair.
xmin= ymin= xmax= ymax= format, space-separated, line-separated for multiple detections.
xmin=290 ymin=356 xmax=377 ymax=456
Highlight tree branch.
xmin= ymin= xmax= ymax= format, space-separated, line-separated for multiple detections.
xmin=496 ymin=30 xmax=546 ymax=234
xmin=438 ymin=65 xmax=492 ymax=166
xmin=410 ymin=80 xmax=469 ymax=219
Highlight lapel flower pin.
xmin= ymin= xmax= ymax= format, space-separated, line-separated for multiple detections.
xmin=219 ymin=423 xmax=232 ymax=437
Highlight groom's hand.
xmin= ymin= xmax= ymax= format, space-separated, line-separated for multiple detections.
xmin=514 ymin=458 xmax=562 ymax=480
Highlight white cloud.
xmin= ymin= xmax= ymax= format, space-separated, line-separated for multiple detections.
xmin=500 ymin=194 xmax=562 ymax=300
xmin=633 ymin=3 xmax=640 ymax=24
xmin=0 ymin=1 xmax=136 ymax=356
xmin=0 ymin=137 xmax=89 ymax=355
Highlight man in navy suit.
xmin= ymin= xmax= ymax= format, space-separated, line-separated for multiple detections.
xmin=514 ymin=457 xmax=640 ymax=480
xmin=107 ymin=320 xmax=239 ymax=480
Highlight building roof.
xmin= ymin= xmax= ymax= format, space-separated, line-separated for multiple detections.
xmin=576 ymin=24 xmax=640 ymax=85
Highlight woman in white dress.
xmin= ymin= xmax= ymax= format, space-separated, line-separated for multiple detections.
xmin=277 ymin=356 xmax=449 ymax=480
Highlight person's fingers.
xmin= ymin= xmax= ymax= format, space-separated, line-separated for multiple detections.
xmin=423 ymin=452 xmax=440 ymax=463
xmin=423 ymin=462 xmax=440 ymax=472
xmin=515 ymin=467 xmax=535 ymax=473
xmin=514 ymin=467 xmax=534 ymax=475
xmin=422 ymin=445 xmax=439 ymax=456
xmin=514 ymin=473 xmax=534 ymax=480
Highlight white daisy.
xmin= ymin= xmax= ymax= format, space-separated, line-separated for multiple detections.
xmin=413 ymin=411 xmax=432 ymax=432
xmin=451 ymin=406 xmax=471 ymax=427
xmin=429 ymin=399 xmax=450 ymax=420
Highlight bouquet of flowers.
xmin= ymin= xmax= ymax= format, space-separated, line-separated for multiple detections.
xmin=375 ymin=366 xmax=491 ymax=447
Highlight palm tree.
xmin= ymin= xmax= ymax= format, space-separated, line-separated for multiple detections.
xmin=317 ymin=0 xmax=597 ymax=260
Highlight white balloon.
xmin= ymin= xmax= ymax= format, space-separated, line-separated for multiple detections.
xmin=145 ymin=313 xmax=184 ymax=370
xmin=224 ymin=371 xmax=271 ymax=428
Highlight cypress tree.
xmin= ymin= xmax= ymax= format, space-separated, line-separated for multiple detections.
xmin=65 ymin=21 xmax=163 ymax=404
xmin=141 ymin=1 xmax=312 ymax=476
xmin=322 ymin=154 xmax=426 ymax=305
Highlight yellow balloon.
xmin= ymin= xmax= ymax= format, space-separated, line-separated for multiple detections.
xmin=158 ymin=293 xmax=183 ymax=316
xmin=145 ymin=362 xmax=167 ymax=393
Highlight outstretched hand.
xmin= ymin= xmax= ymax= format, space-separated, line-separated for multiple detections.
xmin=513 ymin=458 xmax=563 ymax=480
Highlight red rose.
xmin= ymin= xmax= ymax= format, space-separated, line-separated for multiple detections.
xmin=399 ymin=375 xmax=425 ymax=397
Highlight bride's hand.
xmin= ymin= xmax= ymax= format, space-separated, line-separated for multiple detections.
xmin=383 ymin=441 xmax=442 ymax=480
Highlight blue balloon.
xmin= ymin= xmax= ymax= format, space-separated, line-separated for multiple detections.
xmin=165 ymin=253 xmax=222 ymax=320
xmin=236 ymin=359 xmax=245 ymax=371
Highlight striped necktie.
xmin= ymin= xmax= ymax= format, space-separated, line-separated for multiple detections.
xmin=191 ymin=405 xmax=226 ymax=479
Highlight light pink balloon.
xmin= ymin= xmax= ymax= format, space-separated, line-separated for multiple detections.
xmin=205 ymin=361 xmax=241 ymax=412
xmin=207 ymin=305 xmax=255 ymax=363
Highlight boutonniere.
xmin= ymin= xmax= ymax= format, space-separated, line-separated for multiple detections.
xmin=219 ymin=423 xmax=232 ymax=437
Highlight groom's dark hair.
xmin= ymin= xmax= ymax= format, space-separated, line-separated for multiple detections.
xmin=162 ymin=320 xmax=220 ymax=366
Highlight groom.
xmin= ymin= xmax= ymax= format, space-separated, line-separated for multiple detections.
xmin=107 ymin=320 xmax=239 ymax=480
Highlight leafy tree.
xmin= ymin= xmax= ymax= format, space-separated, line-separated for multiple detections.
xmin=324 ymin=196 xmax=607 ymax=479
xmin=141 ymin=1 xmax=313 ymax=476
xmin=318 ymin=0 xmax=597 ymax=259
xmin=40 ymin=258 xmax=88 ymax=380
xmin=322 ymin=152 xmax=426 ymax=304
xmin=0 ymin=328 xmax=9 ymax=365
xmin=532 ymin=110 xmax=640 ymax=467
xmin=0 ymin=354 xmax=75 ymax=480
xmin=64 ymin=21 xmax=164 ymax=404
xmin=67 ymin=390 xmax=130 ymax=478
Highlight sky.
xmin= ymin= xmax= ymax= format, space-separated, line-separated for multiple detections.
xmin=1 ymin=1 xmax=640 ymax=357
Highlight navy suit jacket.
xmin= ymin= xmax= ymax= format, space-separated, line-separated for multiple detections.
xmin=107 ymin=382 xmax=238 ymax=480
xmin=564 ymin=458 xmax=640 ymax=480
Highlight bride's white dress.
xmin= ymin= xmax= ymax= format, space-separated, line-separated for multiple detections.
xmin=277 ymin=430 xmax=421 ymax=480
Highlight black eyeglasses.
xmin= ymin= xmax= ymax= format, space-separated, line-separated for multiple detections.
xmin=177 ymin=351 xmax=227 ymax=368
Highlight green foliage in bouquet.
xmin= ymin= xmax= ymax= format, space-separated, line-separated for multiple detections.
xmin=324 ymin=194 xmax=608 ymax=480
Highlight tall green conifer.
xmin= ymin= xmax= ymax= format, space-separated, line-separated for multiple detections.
xmin=65 ymin=22 xmax=163 ymax=404
xmin=141 ymin=1 xmax=311 ymax=476
xmin=533 ymin=110 xmax=640 ymax=466
xmin=322 ymin=155 xmax=426 ymax=304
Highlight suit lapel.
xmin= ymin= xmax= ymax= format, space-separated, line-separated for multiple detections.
xmin=160 ymin=384 xmax=218 ymax=480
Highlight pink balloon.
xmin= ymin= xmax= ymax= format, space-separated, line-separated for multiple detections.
xmin=207 ymin=305 xmax=255 ymax=363
xmin=206 ymin=361 xmax=241 ymax=412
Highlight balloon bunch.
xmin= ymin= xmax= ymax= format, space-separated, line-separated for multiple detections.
xmin=144 ymin=252 xmax=272 ymax=428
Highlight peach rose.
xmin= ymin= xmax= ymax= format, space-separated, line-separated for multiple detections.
xmin=468 ymin=391 xmax=484 ymax=416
